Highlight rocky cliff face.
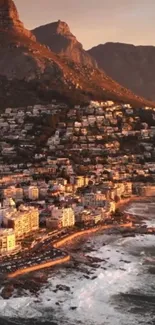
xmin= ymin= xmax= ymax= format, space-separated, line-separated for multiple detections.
xmin=0 ymin=0 xmax=153 ymax=108
xmin=32 ymin=20 xmax=97 ymax=68
xmin=88 ymin=42 xmax=155 ymax=101
xmin=0 ymin=0 xmax=35 ymax=39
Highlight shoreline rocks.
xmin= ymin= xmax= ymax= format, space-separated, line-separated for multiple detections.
xmin=1 ymin=284 xmax=14 ymax=299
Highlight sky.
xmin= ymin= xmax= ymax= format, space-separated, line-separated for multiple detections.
xmin=14 ymin=0 xmax=155 ymax=49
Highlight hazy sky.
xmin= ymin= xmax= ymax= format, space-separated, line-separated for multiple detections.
xmin=14 ymin=0 xmax=155 ymax=49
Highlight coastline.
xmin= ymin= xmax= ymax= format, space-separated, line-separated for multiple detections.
xmin=116 ymin=195 xmax=138 ymax=211
xmin=8 ymin=255 xmax=70 ymax=279
xmin=116 ymin=195 xmax=155 ymax=211
xmin=115 ymin=195 xmax=150 ymax=212
xmin=2 ymin=201 xmax=155 ymax=325
xmin=7 ymin=222 xmax=132 ymax=278
xmin=53 ymin=222 xmax=132 ymax=248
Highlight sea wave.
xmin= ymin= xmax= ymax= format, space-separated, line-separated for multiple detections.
xmin=0 ymin=202 xmax=155 ymax=325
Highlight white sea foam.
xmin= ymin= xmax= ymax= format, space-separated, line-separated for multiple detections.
xmin=37 ymin=237 xmax=143 ymax=325
xmin=0 ymin=232 xmax=146 ymax=321
xmin=145 ymin=219 xmax=155 ymax=227
xmin=0 ymin=234 xmax=141 ymax=325
xmin=126 ymin=201 xmax=155 ymax=219
xmin=0 ymin=296 xmax=42 ymax=318
xmin=0 ymin=202 xmax=154 ymax=324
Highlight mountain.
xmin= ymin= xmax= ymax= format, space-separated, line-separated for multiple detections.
xmin=0 ymin=0 xmax=35 ymax=39
xmin=32 ymin=20 xmax=97 ymax=68
xmin=88 ymin=42 xmax=155 ymax=101
xmin=0 ymin=1 xmax=153 ymax=108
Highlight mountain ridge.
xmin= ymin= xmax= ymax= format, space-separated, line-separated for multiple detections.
xmin=88 ymin=42 xmax=155 ymax=101
xmin=32 ymin=20 xmax=98 ymax=68
xmin=0 ymin=0 xmax=153 ymax=108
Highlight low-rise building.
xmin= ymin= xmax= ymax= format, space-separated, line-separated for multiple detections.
xmin=123 ymin=182 xmax=133 ymax=197
xmin=76 ymin=210 xmax=101 ymax=225
xmin=0 ymin=229 xmax=16 ymax=254
xmin=3 ymin=187 xmax=23 ymax=200
xmin=28 ymin=186 xmax=39 ymax=200
xmin=70 ymin=175 xmax=89 ymax=188
xmin=46 ymin=207 xmax=75 ymax=229
xmin=82 ymin=192 xmax=106 ymax=207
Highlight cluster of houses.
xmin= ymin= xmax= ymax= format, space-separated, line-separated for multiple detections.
xmin=0 ymin=179 xmax=130 ymax=255
xmin=0 ymin=100 xmax=155 ymax=255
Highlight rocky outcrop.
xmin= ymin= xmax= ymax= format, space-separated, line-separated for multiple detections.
xmin=32 ymin=20 xmax=97 ymax=68
xmin=1 ymin=284 xmax=14 ymax=299
xmin=88 ymin=42 xmax=155 ymax=101
xmin=0 ymin=0 xmax=35 ymax=39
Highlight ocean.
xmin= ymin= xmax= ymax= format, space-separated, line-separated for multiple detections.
xmin=0 ymin=201 xmax=155 ymax=325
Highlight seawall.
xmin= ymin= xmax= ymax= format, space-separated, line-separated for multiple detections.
xmin=8 ymin=255 xmax=70 ymax=279
xmin=53 ymin=222 xmax=132 ymax=248
xmin=7 ymin=222 xmax=132 ymax=278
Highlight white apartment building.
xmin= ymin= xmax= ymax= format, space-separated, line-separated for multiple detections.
xmin=47 ymin=207 xmax=75 ymax=229
xmin=0 ymin=229 xmax=16 ymax=255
